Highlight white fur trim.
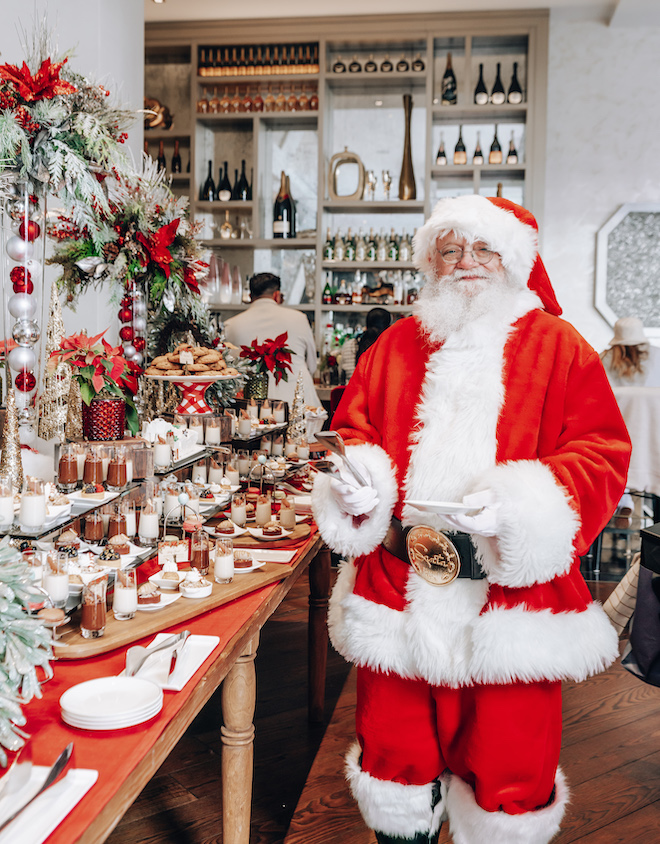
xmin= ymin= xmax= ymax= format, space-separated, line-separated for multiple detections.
xmin=311 ymin=443 xmax=398 ymax=558
xmin=345 ymin=742 xmax=444 ymax=837
xmin=413 ymin=195 xmax=538 ymax=290
xmin=446 ymin=769 xmax=568 ymax=844
xmin=474 ymin=460 xmax=579 ymax=588
xmin=471 ymin=602 xmax=619 ymax=684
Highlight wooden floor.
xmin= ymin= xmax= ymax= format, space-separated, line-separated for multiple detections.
xmin=109 ymin=575 xmax=660 ymax=843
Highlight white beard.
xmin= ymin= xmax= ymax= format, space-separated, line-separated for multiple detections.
xmin=413 ymin=265 xmax=524 ymax=343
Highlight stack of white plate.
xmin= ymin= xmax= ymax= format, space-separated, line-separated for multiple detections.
xmin=60 ymin=676 xmax=163 ymax=730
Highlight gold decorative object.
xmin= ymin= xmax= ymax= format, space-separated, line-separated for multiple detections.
xmin=144 ymin=97 xmax=174 ymax=130
xmin=0 ymin=371 xmax=24 ymax=492
xmin=288 ymin=372 xmax=306 ymax=443
xmin=38 ymin=283 xmax=70 ymax=440
xmin=328 ymin=147 xmax=365 ymax=201
xmin=65 ymin=377 xmax=83 ymax=440
xmin=398 ymin=94 xmax=416 ymax=200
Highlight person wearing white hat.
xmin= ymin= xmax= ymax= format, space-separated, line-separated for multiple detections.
xmin=600 ymin=316 xmax=660 ymax=388
xmin=312 ymin=195 xmax=631 ymax=844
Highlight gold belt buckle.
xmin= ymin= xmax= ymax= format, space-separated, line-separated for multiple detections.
xmin=406 ymin=525 xmax=461 ymax=586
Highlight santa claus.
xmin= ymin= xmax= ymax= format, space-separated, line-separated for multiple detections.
xmin=311 ymin=195 xmax=631 ymax=844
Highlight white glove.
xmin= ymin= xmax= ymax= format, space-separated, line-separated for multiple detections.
xmin=442 ymin=489 xmax=500 ymax=538
xmin=328 ymin=453 xmax=379 ymax=517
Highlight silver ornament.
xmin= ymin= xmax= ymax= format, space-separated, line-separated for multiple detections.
xmin=133 ymin=300 xmax=147 ymax=317
xmin=8 ymin=294 xmax=37 ymax=320
xmin=8 ymin=345 xmax=36 ymax=372
xmin=133 ymin=316 xmax=147 ymax=333
xmin=12 ymin=319 xmax=40 ymax=346
xmin=25 ymin=259 xmax=42 ymax=280
xmin=6 ymin=236 xmax=33 ymax=262
xmin=123 ymin=344 xmax=137 ymax=359
xmin=5 ymin=198 xmax=26 ymax=221
xmin=132 ymin=352 xmax=144 ymax=366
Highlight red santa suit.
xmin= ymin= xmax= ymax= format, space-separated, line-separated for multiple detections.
xmin=311 ymin=197 xmax=631 ymax=844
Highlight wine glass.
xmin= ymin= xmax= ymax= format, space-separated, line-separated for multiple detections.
xmin=365 ymin=170 xmax=377 ymax=201
xmin=382 ymin=170 xmax=392 ymax=201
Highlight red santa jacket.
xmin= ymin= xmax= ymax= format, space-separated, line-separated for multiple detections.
xmin=312 ymin=299 xmax=631 ymax=687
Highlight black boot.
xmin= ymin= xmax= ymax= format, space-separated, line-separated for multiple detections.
xmin=374 ymin=830 xmax=440 ymax=844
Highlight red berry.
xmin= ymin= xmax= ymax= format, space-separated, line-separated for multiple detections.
xmin=118 ymin=307 xmax=133 ymax=323
xmin=18 ymin=220 xmax=41 ymax=241
xmin=15 ymin=371 xmax=36 ymax=391
xmin=119 ymin=325 xmax=134 ymax=342
xmin=133 ymin=336 xmax=146 ymax=351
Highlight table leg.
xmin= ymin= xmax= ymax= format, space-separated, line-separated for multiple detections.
xmin=308 ymin=545 xmax=331 ymax=723
xmin=222 ymin=631 xmax=259 ymax=844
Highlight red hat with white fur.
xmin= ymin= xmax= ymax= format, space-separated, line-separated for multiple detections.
xmin=412 ymin=195 xmax=562 ymax=316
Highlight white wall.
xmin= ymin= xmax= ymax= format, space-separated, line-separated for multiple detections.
xmin=543 ymin=11 xmax=660 ymax=351
xmin=0 ymin=0 xmax=143 ymax=343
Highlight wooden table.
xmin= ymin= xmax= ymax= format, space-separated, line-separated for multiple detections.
xmin=21 ymin=532 xmax=329 ymax=844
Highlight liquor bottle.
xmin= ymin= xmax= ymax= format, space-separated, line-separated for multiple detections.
xmin=348 ymin=55 xmax=362 ymax=73
xmin=287 ymin=85 xmax=299 ymax=111
xmin=220 ymin=210 xmax=233 ymax=239
xmin=264 ymin=84 xmax=276 ymax=112
xmin=253 ymin=87 xmax=264 ymax=112
xmin=309 ymin=87 xmax=319 ymax=110
xmin=351 ymin=278 xmax=363 ymax=305
xmin=186 ymin=152 xmax=191 ymax=173
xmin=332 ymin=55 xmax=347 ymax=73
xmin=217 ymin=161 xmax=232 ymax=201
xmin=344 ymin=228 xmax=356 ymax=262
xmin=230 ymin=88 xmax=241 ymax=112
xmin=255 ymin=46 xmax=264 ymax=76
xmin=364 ymin=54 xmax=378 ymax=73
xmin=242 ymin=87 xmax=253 ymax=112
xmin=453 ymin=126 xmax=467 ymax=165
xmin=322 ymin=280 xmax=333 ymax=305
xmin=399 ymin=231 xmax=412 ymax=263
xmin=507 ymin=62 xmax=523 ymax=104
xmin=333 ymin=230 xmax=345 ymax=262
xmin=366 ymin=228 xmax=377 ymax=261
xmin=157 ymin=140 xmax=166 ymax=171
xmin=220 ymin=87 xmax=231 ymax=112
xmin=312 ymin=44 xmax=320 ymax=74
xmin=380 ymin=54 xmax=394 ymax=73
xmin=435 ymin=133 xmax=447 ymax=165
xmin=506 ymin=132 xmax=518 ymax=164
xmin=336 ymin=278 xmax=349 ymax=305
xmin=198 ymin=47 xmax=207 ymax=77
xmin=231 ymin=167 xmax=240 ymax=200
xmin=412 ymin=53 xmax=425 ymax=72
xmin=171 ymin=140 xmax=182 ymax=173
xmin=387 ymin=228 xmax=399 ymax=261
xmin=472 ymin=132 xmax=484 ymax=165
xmin=201 ymin=160 xmax=216 ymax=201
xmin=275 ymin=84 xmax=286 ymax=112
xmin=323 ymin=228 xmax=334 ymax=261
xmin=441 ymin=53 xmax=457 ymax=106
xmin=355 ymin=229 xmax=367 ymax=262
xmin=229 ymin=47 xmax=239 ymax=76
xmin=298 ymin=83 xmax=310 ymax=110
xmin=376 ymin=229 xmax=388 ymax=262
xmin=396 ymin=54 xmax=410 ymax=72
xmin=236 ymin=160 xmax=250 ymax=200
xmin=474 ymin=63 xmax=488 ymax=105
xmin=273 ymin=171 xmax=295 ymax=238
xmin=490 ymin=62 xmax=506 ymax=105
xmin=209 ymin=88 xmax=221 ymax=113
xmin=489 ymin=126 xmax=503 ymax=164
xmin=248 ymin=168 xmax=253 ymax=200
xmin=247 ymin=47 xmax=256 ymax=76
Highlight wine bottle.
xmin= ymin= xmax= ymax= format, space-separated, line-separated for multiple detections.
xmin=380 ymin=54 xmax=394 ymax=73
xmin=231 ymin=168 xmax=240 ymax=200
xmin=332 ymin=55 xmax=347 ymax=73
xmin=217 ymin=161 xmax=232 ymax=201
xmin=215 ymin=165 xmax=223 ymax=199
xmin=323 ymin=228 xmax=334 ymax=261
xmin=387 ymin=228 xmax=399 ymax=261
xmin=285 ymin=174 xmax=296 ymax=237
xmin=507 ymin=62 xmax=523 ymax=104
xmin=236 ymin=159 xmax=249 ymax=200
xmin=273 ymin=170 xmax=295 ymax=238
xmin=453 ymin=126 xmax=467 ymax=165
xmin=157 ymin=140 xmax=166 ymax=171
xmin=344 ymin=228 xmax=356 ymax=262
xmin=435 ymin=133 xmax=447 ymax=166
xmin=348 ymin=55 xmax=362 ymax=73
xmin=186 ymin=152 xmax=190 ymax=173
xmin=441 ymin=53 xmax=457 ymax=106
xmin=412 ymin=53 xmax=425 ymax=72
xmin=333 ymin=230 xmax=345 ymax=262
xmin=322 ymin=280 xmax=333 ymax=305
xmin=396 ymin=54 xmax=410 ymax=72
xmin=399 ymin=230 xmax=412 ymax=263
xmin=366 ymin=228 xmax=377 ymax=261
xmin=472 ymin=132 xmax=484 ymax=165
xmin=248 ymin=167 xmax=253 ymax=200
xmin=376 ymin=229 xmax=388 ymax=262
xmin=490 ymin=62 xmax=505 ymax=105
xmin=336 ymin=278 xmax=349 ymax=305
xmin=506 ymin=132 xmax=518 ymax=164
xmin=201 ymin=160 xmax=216 ymax=201
xmin=489 ymin=126 xmax=503 ymax=164
xmin=364 ymin=54 xmax=378 ymax=73
xmin=474 ymin=63 xmax=488 ymax=105
xmin=220 ymin=210 xmax=233 ymax=239
xmin=171 ymin=140 xmax=182 ymax=173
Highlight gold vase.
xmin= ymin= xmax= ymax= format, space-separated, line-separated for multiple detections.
xmin=398 ymin=94 xmax=416 ymax=201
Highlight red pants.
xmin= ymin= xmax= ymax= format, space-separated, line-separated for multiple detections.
xmin=356 ymin=666 xmax=562 ymax=814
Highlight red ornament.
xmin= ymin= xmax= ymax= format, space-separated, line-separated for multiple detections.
xmin=118 ymin=307 xmax=133 ymax=323
xmin=18 ymin=220 xmax=41 ymax=241
xmin=133 ymin=336 xmax=146 ymax=352
xmin=10 ymin=266 xmax=33 ymax=293
xmin=120 ymin=296 xmax=132 ymax=307
xmin=15 ymin=370 xmax=36 ymax=392
xmin=119 ymin=325 xmax=134 ymax=342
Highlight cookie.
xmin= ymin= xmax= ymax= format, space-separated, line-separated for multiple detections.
xmin=198 ymin=352 xmax=221 ymax=364
xmin=187 ymin=363 xmax=210 ymax=372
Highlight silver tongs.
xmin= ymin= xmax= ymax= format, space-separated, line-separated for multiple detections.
xmin=125 ymin=631 xmax=190 ymax=678
xmin=312 ymin=431 xmax=369 ymax=488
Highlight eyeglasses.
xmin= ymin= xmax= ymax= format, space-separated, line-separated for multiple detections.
xmin=437 ymin=245 xmax=496 ymax=265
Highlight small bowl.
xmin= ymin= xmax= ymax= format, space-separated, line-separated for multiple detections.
xmin=148 ymin=570 xmax=186 ymax=591
xmin=179 ymin=578 xmax=212 ymax=599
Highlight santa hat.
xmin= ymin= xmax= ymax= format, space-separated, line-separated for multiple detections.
xmin=412 ymin=195 xmax=562 ymax=316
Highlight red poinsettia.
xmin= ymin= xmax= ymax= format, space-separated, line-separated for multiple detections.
xmin=240 ymin=332 xmax=293 ymax=385
xmin=136 ymin=218 xmax=179 ymax=278
xmin=0 ymin=57 xmax=77 ymax=103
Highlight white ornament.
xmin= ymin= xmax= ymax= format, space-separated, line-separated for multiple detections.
xmin=123 ymin=344 xmax=137 ymax=358
xmin=6 ymin=236 xmax=34 ymax=262
xmin=132 ymin=352 xmax=144 ymax=366
xmin=133 ymin=316 xmax=147 ymax=333
xmin=18 ymin=423 xmax=37 ymax=445
xmin=15 ymin=388 xmax=37 ymax=409
xmin=8 ymin=294 xmax=37 ymax=320
xmin=25 ymin=259 xmax=42 ymax=280
xmin=8 ymin=346 xmax=36 ymax=372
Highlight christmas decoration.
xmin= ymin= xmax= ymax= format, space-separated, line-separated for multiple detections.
xmin=288 ymin=371 xmax=306 ymax=444
xmin=38 ymin=282 xmax=70 ymax=440
xmin=65 ymin=377 xmax=83 ymax=440
xmin=0 ymin=373 xmax=24 ymax=491
xmin=239 ymin=332 xmax=293 ymax=385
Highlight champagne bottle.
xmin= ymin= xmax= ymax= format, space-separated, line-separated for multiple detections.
xmin=285 ymin=175 xmax=296 ymax=237
xmin=231 ymin=168 xmax=240 ymax=200
xmin=201 ymin=160 xmax=216 ymax=202
xmin=355 ymin=229 xmax=367 ymax=261
xmin=472 ymin=132 xmax=484 ymax=165
xmin=376 ymin=229 xmax=388 ymax=262
xmin=507 ymin=62 xmax=523 ymax=104
xmin=322 ymin=280 xmax=333 ymax=305
xmin=157 ymin=140 xmax=166 ymax=171
xmin=490 ymin=62 xmax=505 ymax=105
xmin=396 ymin=54 xmax=410 ymax=72
xmin=441 ymin=53 xmax=457 ymax=106
xmin=474 ymin=63 xmax=488 ymax=105
xmin=215 ymin=164 xmax=223 ymax=199
xmin=412 ymin=53 xmax=425 ymax=72
xmin=236 ymin=159 xmax=249 ymax=200
xmin=399 ymin=230 xmax=412 ymax=263
xmin=489 ymin=126 xmax=503 ymax=164
xmin=348 ymin=55 xmax=362 ymax=73
xmin=323 ymin=227 xmax=334 ymax=261
xmin=171 ymin=140 xmax=182 ymax=173
xmin=332 ymin=55 xmax=347 ymax=73
xmin=220 ymin=210 xmax=233 ymax=239
xmin=380 ymin=54 xmax=394 ymax=73
xmin=273 ymin=171 xmax=295 ymax=238
xmin=435 ymin=133 xmax=447 ymax=166
xmin=344 ymin=228 xmax=356 ymax=262
xmin=387 ymin=228 xmax=399 ymax=261
xmin=506 ymin=132 xmax=518 ymax=164
xmin=333 ymin=230 xmax=345 ymax=262
xmin=217 ymin=160 xmax=232 ymax=201
xmin=366 ymin=228 xmax=377 ymax=261
xmin=453 ymin=126 xmax=467 ymax=165
xmin=336 ymin=278 xmax=349 ymax=305
xmin=364 ymin=54 xmax=378 ymax=73
xmin=248 ymin=167 xmax=253 ymax=200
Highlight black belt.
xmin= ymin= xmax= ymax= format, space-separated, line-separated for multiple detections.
xmin=382 ymin=517 xmax=486 ymax=584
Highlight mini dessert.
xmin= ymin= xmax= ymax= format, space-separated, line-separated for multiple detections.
xmin=162 ymin=559 xmax=179 ymax=574
xmin=200 ymin=489 xmax=215 ymax=500
xmin=179 ymin=568 xmax=212 ymax=597
xmin=216 ymin=519 xmax=235 ymax=535
xmin=137 ymin=582 xmax=161 ymax=605
xmin=245 ymin=487 xmax=260 ymax=504
xmin=234 ymin=549 xmax=253 ymax=569
xmin=108 ymin=533 xmax=130 ymax=555
xmin=208 ymin=482 xmax=223 ymax=494
xmin=80 ymin=483 xmax=105 ymax=499
xmin=262 ymin=521 xmax=282 ymax=536
xmin=38 ymin=606 xmax=66 ymax=625
xmin=219 ymin=477 xmax=233 ymax=491
xmin=55 ymin=528 xmax=80 ymax=557
xmin=272 ymin=489 xmax=286 ymax=501
xmin=98 ymin=546 xmax=120 ymax=564
xmin=245 ymin=502 xmax=256 ymax=519
xmin=162 ymin=570 xmax=181 ymax=582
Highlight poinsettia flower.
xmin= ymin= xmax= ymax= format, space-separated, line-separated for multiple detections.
xmin=0 ymin=57 xmax=77 ymax=102
xmin=183 ymin=263 xmax=200 ymax=295
xmin=240 ymin=333 xmax=293 ymax=384
xmin=136 ymin=218 xmax=179 ymax=278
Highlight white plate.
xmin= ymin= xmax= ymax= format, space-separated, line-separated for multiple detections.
xmin=145 ymin=373 xmax=238 ymax=383
xmin=179 ymin=581 xmax=213 ymax=598
xmin=44 ymin=503 xmax=72 ymax=523
xmin=136 ymin=591 xmax=182 ymax=612
xmin=148 ymin=570 xmax=186 ymax=591
xmin=60 ymin=676 xmax=162 ymax=719
xmin=248 ymin=549 xmax=296 ymax=564
xmin=61 ymin=704 xmax=162 ymax=730
xmin=247 ymin=526 xmax=293 ymax=541
xmin=233 ymin=560 xmax=266 ymax=574
xmin=404 ymin=499 xmax=482 ymax=516
xmin=68 ymin=490 xmax=119 ymax=506
xmin=205 ymin=522 xmax=247 ymax=538
xmin=121 ymin=634 xmax=221 ymax=691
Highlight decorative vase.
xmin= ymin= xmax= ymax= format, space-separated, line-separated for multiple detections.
xmin=81 ymin=397 xmax=126 ymax=441
xmin=398 ymin=94 xmax=416 ymax=200
xmin=244 ymin=371 xmax=269 ymax=400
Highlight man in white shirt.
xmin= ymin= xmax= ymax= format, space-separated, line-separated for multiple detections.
xmin=224 ymin=272 xmax=320 ymax=409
